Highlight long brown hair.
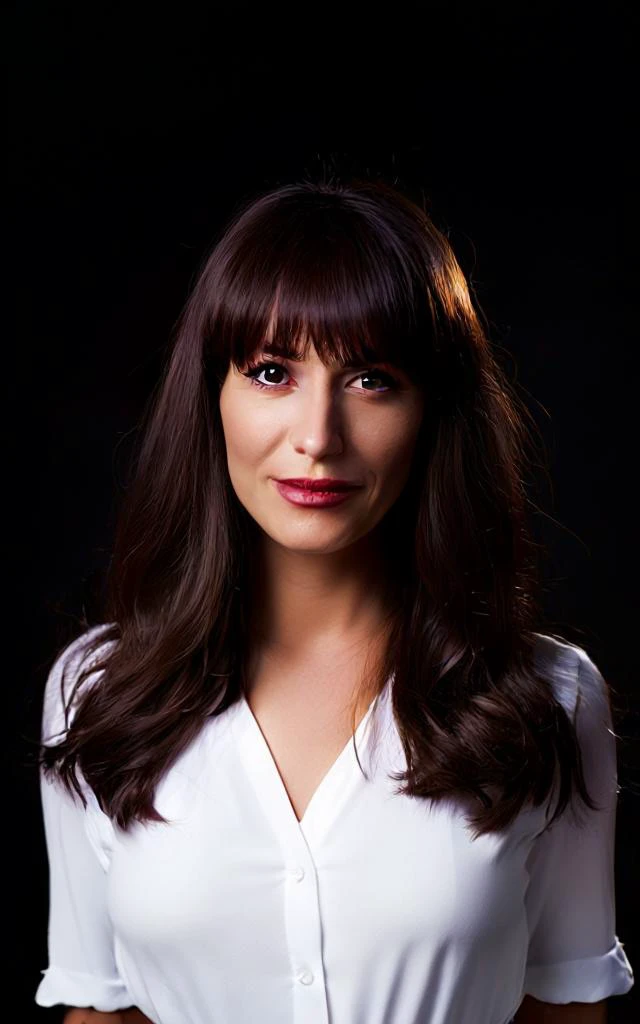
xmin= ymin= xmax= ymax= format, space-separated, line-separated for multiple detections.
xmin=40 ymin=176 xmax=601 ymax=839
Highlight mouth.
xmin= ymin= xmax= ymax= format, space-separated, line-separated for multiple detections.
xmin=273 ymin=479 xmax=362 ymax=508
xmin=275 ymin=478 xmax=361 ymax=492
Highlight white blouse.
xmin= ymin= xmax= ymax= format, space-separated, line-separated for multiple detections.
xmin=35 ymin=624 xmax=634 ymax=1023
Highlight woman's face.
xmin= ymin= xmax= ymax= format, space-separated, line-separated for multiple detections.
xmin=218 ymin=339 xmax=425 ymax=556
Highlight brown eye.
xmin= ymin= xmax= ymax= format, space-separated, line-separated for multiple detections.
xmin=355 ymin=370 xmax=398 ymax=393
xmin=241 ymin=361 xmax=290 ymax=387
xmin=258 ymin=364 xmax=288 ymax=385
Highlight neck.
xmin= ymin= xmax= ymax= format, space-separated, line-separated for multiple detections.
xmin=246 ymin=527 xmax=398 ymax=660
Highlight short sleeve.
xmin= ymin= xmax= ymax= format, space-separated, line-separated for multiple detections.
xmin=522 ymin=642 xmax=634 ymax=1003
xmin=35 ymin=624 xmax=135 ymax=1012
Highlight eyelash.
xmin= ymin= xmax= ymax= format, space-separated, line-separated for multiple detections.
xmin=240 ymin=359 xmax=400 ymax=394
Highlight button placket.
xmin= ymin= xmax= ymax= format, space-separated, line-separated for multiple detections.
xmin=231 ymin=689 xmax=389 ymax=1022
xmin=231 ymin=702 xmax=330 ymax=1019
xmin=284 ymin=841 xmax=329 ymax=1022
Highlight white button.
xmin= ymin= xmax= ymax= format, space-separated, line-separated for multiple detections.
xmin=297 ymin=968 xmax=314 ymax=985
xmin=290 ymin=864 xmax=305 ymax=882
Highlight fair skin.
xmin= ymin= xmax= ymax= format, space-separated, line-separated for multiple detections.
xmin=62 ymin=337 xmax=608 ymax=1021
xmin=220 ymin=337 xmax=424 ymax=571
xmin=218 ymin=335 xmax=425 ymax=820
xmin=219 ymin=337 xmax=424 ymax=637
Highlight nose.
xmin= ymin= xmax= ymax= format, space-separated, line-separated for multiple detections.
xmin=289 ymin=381 xmax=344 ymax=459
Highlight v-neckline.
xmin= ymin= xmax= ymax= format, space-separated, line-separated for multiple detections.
xmin=233 ymin=679 xmax=389 ymax=844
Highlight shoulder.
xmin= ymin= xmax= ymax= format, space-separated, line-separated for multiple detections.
xmin=530 ymin=633 xmax=617 ymax=824
xmin=531 ymin=632 xmax=608 ymax=725
xmin=42 ymin=622 xmax=119 ymax=744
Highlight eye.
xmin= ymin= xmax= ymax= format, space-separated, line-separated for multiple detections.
xmin=241 ymin=360 xmax=290 ymax=388
xmin=351 ymin=369 xmax=398 ymax=393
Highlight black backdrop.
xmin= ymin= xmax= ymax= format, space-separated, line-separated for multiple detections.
xmin=7 ymin=3 xmax=637 ymax=1020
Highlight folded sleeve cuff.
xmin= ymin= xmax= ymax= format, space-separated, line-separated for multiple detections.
xmin=35 ymin=964 xmax=133 ymax=1011
xmin=524 ymin=936 xmax=634 ymax=1003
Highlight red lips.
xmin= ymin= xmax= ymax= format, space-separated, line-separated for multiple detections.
xmin=276 ymin=478 xmax=360 ymax=491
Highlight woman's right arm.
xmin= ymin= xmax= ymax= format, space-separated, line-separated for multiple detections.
xmin=35 ymin=630 xmax=139 ymax=1014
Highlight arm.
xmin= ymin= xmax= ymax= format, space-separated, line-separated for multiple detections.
xmin=514 ymin=993 xmax=607 ymax=1022
xmin=63 ymin=1009 xmax=154 ymax=1023
xmin=518 ymin=644 xmax=634 ymax=1009
xmin=35 ymin=629 xmax=139 ymax=1014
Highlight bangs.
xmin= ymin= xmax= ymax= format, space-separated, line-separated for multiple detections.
xmin=207 ymin=190 xmax=439 ymax=385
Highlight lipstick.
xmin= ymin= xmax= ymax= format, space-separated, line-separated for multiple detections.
xmin=274 ymin=478 xmax=362 ymax=508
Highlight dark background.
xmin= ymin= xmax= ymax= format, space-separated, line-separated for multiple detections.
xmin=7 ymin=2 xmax=637 ymax=1020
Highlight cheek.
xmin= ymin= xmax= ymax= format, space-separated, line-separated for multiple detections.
xmin=353 ymin=409 xmax=423 ymax=482
xmin=219 ymin=393 xmax=278 ymax=470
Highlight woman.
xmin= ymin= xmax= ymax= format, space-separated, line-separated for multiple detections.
xmin=35 ymin=178 xmax=634 ymax=1023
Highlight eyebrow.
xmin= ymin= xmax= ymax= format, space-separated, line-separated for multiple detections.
xmin=261 ymin=342 xmax=378 ymax=371
xmin=262 ymin=343 xmax=305 ymax=362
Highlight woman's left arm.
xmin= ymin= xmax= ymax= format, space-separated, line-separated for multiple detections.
xmin=513 ymin=993 xmax=607 ymax=1022
xmin=517 ymin=647 xmax=634 ymax=1010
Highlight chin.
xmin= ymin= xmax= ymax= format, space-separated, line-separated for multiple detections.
xmin=265 ymin=523 xmax=372 ymax=556
xmin=273 ymin=537 xmax=350 ymax=555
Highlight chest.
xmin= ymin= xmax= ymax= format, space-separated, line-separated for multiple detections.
xmin=107 ymin=711 xmax=531 ymax=970
xmin=244 ymin=673 xmax=371 ymax=824
xmin=103 ymin=680 xmax=539 ymax=1024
